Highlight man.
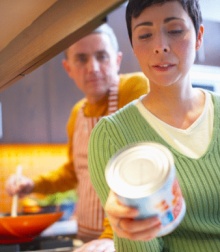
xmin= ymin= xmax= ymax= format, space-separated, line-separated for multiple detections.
xmin=6 ymin=23 xmax=149 ymax=250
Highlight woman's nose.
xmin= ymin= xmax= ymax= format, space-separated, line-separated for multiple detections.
xmin=154 ymin=47 xmax=169 ymax=54
xmin=153 ymin=34 xmax=170 ymax=54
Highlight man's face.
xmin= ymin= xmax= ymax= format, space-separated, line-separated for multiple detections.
xmin=63 ymin=33 xmax=122 ymax=103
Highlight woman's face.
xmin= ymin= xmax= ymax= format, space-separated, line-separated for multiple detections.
xmin=131 ymin=1 xmax=203 ymax=88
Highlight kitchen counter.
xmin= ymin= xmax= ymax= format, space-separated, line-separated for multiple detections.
xmin=41 ymin=219 xmax=77 ymax=237
xmin=25 ymin=248 xmax=74 ymax=252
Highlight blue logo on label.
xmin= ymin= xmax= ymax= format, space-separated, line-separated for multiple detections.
xmin=161 ymin=211 xmax=174 ymax=225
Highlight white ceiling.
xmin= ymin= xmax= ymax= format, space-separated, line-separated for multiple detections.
xmin=200 ymin=0 xmax=220 ymax=22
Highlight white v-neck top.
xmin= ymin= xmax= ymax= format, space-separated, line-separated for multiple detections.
xmin=136 ymin=90 xmax=213 ymax=158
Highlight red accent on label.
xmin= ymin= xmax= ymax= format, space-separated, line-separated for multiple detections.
xmin=156 ymin=200 xmax=169 ymax=212
xmin=172 ymin=179 xmax=183 ymax=219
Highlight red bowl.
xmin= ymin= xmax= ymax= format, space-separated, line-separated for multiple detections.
xmin=0 ymin=212 xmax=63 ymax=244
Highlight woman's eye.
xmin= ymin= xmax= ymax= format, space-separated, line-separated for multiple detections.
xmin=138 ymin=33 xmax=152 ymax=40
xmin=169 ymin=30 xmax=183 ymax=35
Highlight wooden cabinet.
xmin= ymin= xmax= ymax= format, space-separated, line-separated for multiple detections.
xmin=0 ymin=0 xmax=126 ymax=90
xmin=0 ymin=53 xmax=83 ymax=143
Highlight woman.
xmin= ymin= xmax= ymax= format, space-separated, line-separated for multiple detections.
xmin=89 ymin=0 xmax=220 ymax=251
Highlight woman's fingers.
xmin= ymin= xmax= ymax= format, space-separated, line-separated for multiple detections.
xmin=105 ymin=191 xmax=161 ymax=241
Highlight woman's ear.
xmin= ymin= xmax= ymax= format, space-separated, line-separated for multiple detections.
xmin=196 ymin=24 xmax=204 ymax=51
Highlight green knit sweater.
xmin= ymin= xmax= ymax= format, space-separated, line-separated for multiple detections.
xmin=88 ymin=93 xmax=220 ymax=252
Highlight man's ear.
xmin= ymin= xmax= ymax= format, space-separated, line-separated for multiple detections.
xmin=62 ymin=59 xmax=70 ymax=74
xmin=116 ymin=51 xmax=123 ymax=72
xmin=196 ymin=24 xmax=204 ymax=51
xmin=62 ymin=59 xmax=74 ymax=80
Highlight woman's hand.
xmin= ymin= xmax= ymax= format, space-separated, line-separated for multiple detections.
xmin=105 ymin=190 xmax=161 ymax=241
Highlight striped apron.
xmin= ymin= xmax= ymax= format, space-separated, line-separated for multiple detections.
xmin=73 ymin=84 xmax=118 ymax=242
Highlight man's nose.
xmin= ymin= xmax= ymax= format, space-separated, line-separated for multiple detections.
xmin=87 ymin=57 xmax=100 ymax=72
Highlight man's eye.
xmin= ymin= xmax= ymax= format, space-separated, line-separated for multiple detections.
xmin=97 ymin=53 xmax=109 ymax=62
xmin=73 ymin=54 xmax=88 ymax=64
xmin=77 ymin=56 xmax=87 ymax=63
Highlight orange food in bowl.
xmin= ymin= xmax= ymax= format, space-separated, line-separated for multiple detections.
xmin=22 ymin=194 xmax=46 ymax=213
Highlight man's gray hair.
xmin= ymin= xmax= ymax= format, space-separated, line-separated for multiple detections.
xmin=92 ymin=23 xmax=119 ymax=52
xmin=64 ymin=23 xmax=119 ymax=58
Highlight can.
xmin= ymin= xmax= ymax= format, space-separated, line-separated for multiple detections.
xmin=105 ymin=142 xmax=186 ymax=236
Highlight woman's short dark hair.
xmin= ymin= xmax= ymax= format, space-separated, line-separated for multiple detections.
xmin=126 ymin=0 xmax=203 ymax=45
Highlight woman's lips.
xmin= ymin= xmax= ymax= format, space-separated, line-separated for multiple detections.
xmin=152 ymin=64 xmax=175 ymax=71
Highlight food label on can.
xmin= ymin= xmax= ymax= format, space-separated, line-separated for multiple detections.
xmin=117 ymin=165 xmax=185 ymax=236
xmin=105 ymin=142 xmax=186 ymax=236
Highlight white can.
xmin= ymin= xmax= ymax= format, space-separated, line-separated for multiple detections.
xmin=105 ymin=142 xmax=186 ymax=236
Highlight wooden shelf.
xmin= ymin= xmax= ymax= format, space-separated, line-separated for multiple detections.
xmin=0 ymin=0 xmax=126 ymax=91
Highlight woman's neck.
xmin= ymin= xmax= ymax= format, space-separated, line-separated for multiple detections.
xmin=141 ymin=86 xmax=206 ymax=129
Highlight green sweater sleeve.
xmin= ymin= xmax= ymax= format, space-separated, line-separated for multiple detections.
xmin=88 ymin=110 xmax=163 ymax=252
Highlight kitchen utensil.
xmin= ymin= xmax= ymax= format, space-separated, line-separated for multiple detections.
xmin=0 ymin=211 xmax=63 ymax=244
xmin=11 ymin=165 xmax=23 ymax=217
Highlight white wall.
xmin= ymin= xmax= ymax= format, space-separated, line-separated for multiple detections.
xmin=200 ymin=0 xmax=220 ymax=22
